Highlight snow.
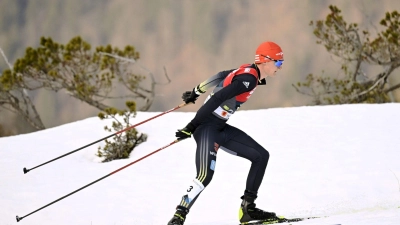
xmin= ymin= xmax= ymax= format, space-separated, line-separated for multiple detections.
xmin=1 ymin=103 xmax=400 ymax=225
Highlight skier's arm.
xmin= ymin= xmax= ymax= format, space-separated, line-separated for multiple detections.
xmin=182 ymin=70 xmax=235 ymax=104
xmin=197 ymin=69 xmax=235 ymax=93
xmin=190 ymin=74 xmax=257 ymax=128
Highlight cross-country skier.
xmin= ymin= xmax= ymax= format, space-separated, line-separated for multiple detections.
xmin=167 ymin=41 xmax=284 ymax=225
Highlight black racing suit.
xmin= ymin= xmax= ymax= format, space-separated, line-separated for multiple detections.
xmin=178 ymin=64 xmax=270 ymax=209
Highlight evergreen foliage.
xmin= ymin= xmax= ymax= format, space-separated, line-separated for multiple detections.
xmin=294 ymin=5 xmax=400 ymax=104
xmin=97 ymin=101 xmax=148 ymax=162
xmin=0 ymin=36 xmax=154 ymax=127
xmin=1 ymin=36 xmax=154 ymax=161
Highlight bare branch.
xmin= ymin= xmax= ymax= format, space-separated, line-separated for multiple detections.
xmin=390 ymin=169 xmax=400 ymax=192
xmin=291 ymin=84 xmax=315 ymax=97
xmin=162 ymin=66 xmax=172 ymax=84
xmin=0 ymin=47 xmax=13 ymax=70
xmin=352 ymin=56 xmax=363 ymax=81
xmin=99 ymin=52 xmax=136 ymax=64
xmin=385 ymin=82 xmax=400 ymax=93
xmin=0 ymin=47 xmax=45 ymax=130
xmin=353 ymin=74 xmax=386 ymax=98
xmin=99 ymin=52 xmax=172 ymax=111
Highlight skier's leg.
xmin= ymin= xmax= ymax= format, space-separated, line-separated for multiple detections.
xmin=168 ymin=125 xmax=220 ymax=225
xmin=222 ymin=124 xmax=270 ymax=196
xmin=179 ymin=125 xmax=219 ymax=209
xmin=220 ymin=125 xmax=275 ymax=223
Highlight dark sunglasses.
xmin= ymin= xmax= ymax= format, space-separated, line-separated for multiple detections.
xmin=262 ymin=55 xmax=284 ymax=68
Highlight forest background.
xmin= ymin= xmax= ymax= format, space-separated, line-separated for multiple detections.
xmin=1 ymin=0 xmax=399 ymax=135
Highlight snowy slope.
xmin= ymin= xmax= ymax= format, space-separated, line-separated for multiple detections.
xmin=1 ymin=103 xmax=400 ymax=225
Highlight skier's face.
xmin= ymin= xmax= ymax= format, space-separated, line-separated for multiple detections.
xmin=259 ymin=60 xmax=282 ymax=78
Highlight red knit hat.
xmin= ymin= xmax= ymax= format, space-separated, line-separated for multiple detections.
xmin=254 ymin=41 xmax=284 ymax=63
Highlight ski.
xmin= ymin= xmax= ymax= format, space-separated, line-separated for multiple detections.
xmin=240 ymin=216 xmax=320 ymax=224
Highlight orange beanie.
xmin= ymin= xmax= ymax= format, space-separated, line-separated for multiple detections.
xmin=254 ymin=41 xmax=283 ymax=63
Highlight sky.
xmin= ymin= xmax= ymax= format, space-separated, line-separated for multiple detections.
xmin=1 ymin=103 xmax=400 ymax=225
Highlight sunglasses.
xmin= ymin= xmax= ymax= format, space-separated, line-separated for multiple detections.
xmin=262 ymin=55 xmax=284 ymax=68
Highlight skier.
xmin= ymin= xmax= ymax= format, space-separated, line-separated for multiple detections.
xmin=167 ymin=41 xmax=284 ymax=225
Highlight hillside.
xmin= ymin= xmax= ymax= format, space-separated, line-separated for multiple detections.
xmin=1 ymin=104 xmax=399 ymax=224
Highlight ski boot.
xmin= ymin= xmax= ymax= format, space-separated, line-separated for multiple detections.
xmin=167 ymin=205 xmax=189 ymax=225
xmin=239 ymin=195 xmax=276 ymax=223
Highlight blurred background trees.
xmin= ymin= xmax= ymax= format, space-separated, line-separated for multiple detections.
xmin=1 ymin=0 xmax=399 ymax=137
xmin=1 ymin=36 xmax=147 ymax=129
xmin=1 ymin=35 xmax=158 ymax=131
xmin=295 ymin=6 xmax=400 ymax=104
xmin=0 ymin=36 xmax=154 ymax=159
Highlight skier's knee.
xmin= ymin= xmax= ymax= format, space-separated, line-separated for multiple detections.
xmin=261 ymin=149 xmax=270 ymax=164
xmin=255 ymin=149 xmax=269 ymax=166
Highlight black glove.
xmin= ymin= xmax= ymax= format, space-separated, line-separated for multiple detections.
xmin=175 ymin=123 xmax=196 ymax=141
xmin=182 ymin=85 xmax=205 ymax=104
xmin=182 ymin=88 xmax=199 ymax=104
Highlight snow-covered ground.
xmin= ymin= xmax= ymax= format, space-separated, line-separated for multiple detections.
xmin=1 ymin=104 xmax=399 ymax=225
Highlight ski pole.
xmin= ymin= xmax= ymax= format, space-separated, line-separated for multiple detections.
xmin=16 ymin=139 xmax=181 ymax=222
xmin=23 ymin=102 xmax=190 ymax=174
